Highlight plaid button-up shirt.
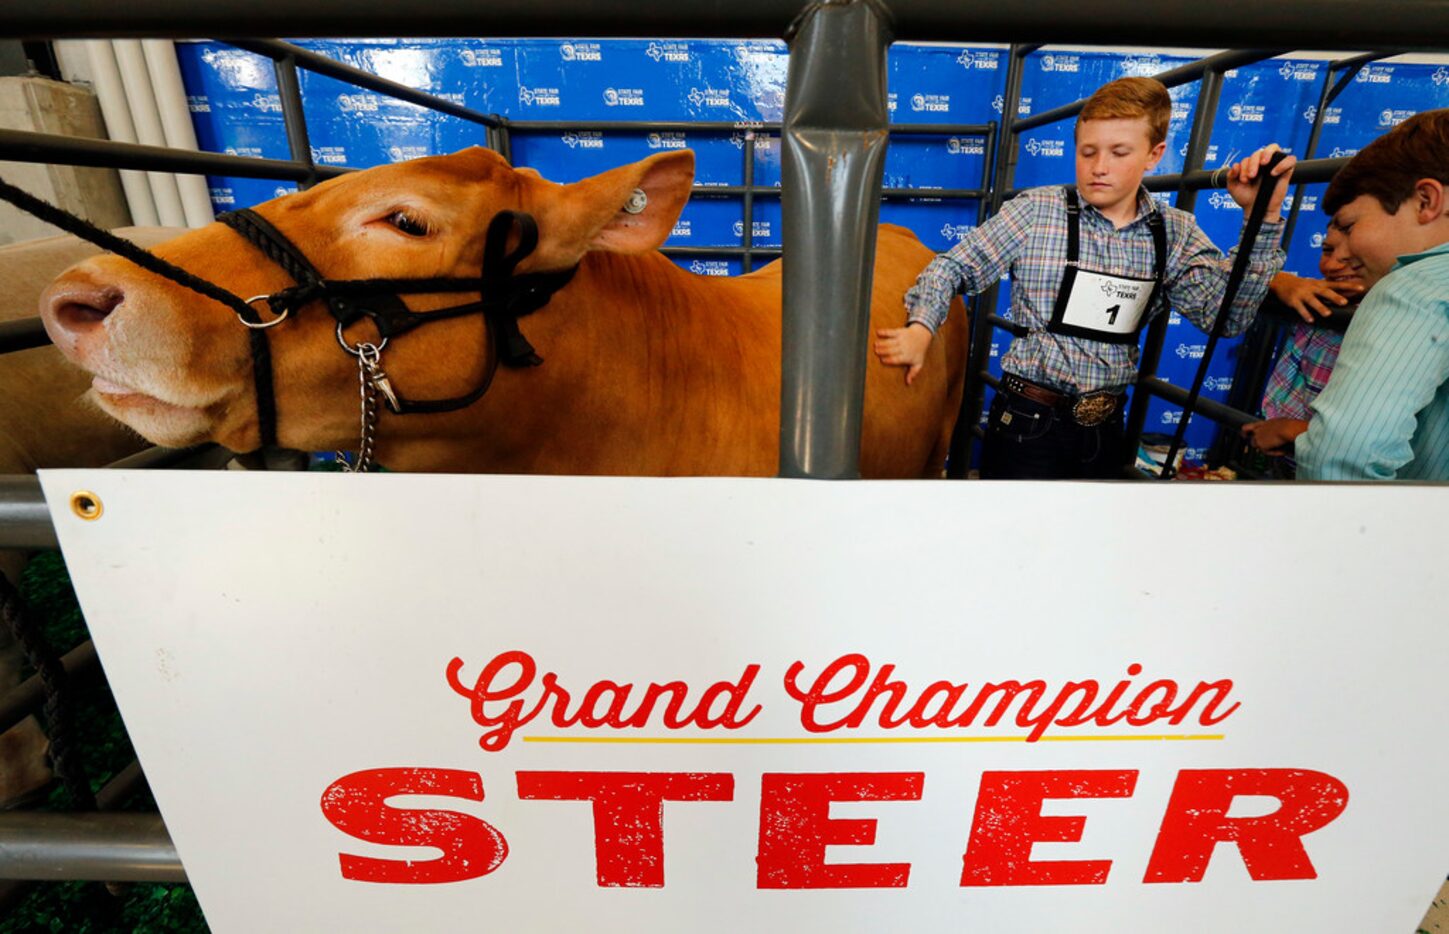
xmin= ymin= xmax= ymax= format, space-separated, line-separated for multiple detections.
xmin=1261 ymin=323 xmax=1345 ymax=421
xmin=906 ymin=186 xmax=1286 ymax=393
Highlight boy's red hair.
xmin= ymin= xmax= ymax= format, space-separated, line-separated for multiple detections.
xmin=1079 ymin=77 xmax=1171 ymax=147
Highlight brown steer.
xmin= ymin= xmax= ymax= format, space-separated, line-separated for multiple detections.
xmin=39 ymin=147 xmax=968 ymax=476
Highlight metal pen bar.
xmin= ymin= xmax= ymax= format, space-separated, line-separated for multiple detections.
xmin=0 ymin=478 xmax=57 ymax=549
xmin=938 ymin=118 xmax=996 ymax=474
xmin=889 ymin=123 xmax=994 ymax=136
xmin=0 ymin=318 xmax=51 ymax=354
xmin=1122 ymin=62 xmax=1224 ymax=466
xmin=985 ymin=312 xmax=1026 ymax=335
xmin=1280 ymin=58 xmax=1342 ymax=251
xmin=96 ymin=762 xmax=149 ymax=811
xmin=882 ymin=187 xmax=985 ymax=199
xmin=505 ymin=120 xmax=990 ymax=136
xmin=273 ymin=53 xmax=318 ymax=190
xmin=1141 ymin=376 xmax=1256 ymax=429
xmin=0 ymin=813 xmax=184 ymax=883
xmin=496 ymin=122 xmax=514 ymax=165
xmin=742 ymin=132 xmax=756 ymax=273
xmin=10 ymin=0 xmax=1449 ymax=46
xmin=1330 ymin=50 xmax=1394 ymax=71
xmin=0 ymin=762 xmax=156 ymax=913
xmin=509 ymin=119 xmax=770 ymax=133
xmin=948 ymin=42 xmax=1029 ymax=479
xmin=661 ymin=246 xmax=781 ymax=257
xmin=1012 ymin=48 xmax=1283 ymax=134
xmin=0 ymin=128 xmax=353 ymax=182
xmin=0 ymin=641 xmax=100 ymax=736
xmin=665 ymin=185 xmax=983 ymax=199
xmin=1146 ymin=156 xmax=1351 ymax=194
xmin=778 ymin=0 xmax=892 ymax=479
xmin=230 ymin=39 xmax=503 ymax=129
xmin=105 ymin=444 xmax=232 ymax=470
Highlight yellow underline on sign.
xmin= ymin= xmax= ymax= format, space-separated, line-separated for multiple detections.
xmin=522 ymin=734 xmax=1225 ymax=745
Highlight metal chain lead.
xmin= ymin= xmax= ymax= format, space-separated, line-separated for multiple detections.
xmin=338 ymin=342 xmax=382 ymax=472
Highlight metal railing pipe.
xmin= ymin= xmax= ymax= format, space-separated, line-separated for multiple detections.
xmin=10 ymin=0 xmax=1449 ymax=47
xmin=777 ymin=0 xmax=892 ymax=479
xmin=741 ymin=131 xmax=756 ymax=273
xmin=0 ymin=318 xmax=52 ymax=354
xmin=1145 ymin=156 xmax=1351 ymax=194
xmin=1121 ymin=63 xmax=1224 ymax=465
xmin=0 ymin=478 xmax=57 ymax=549
xmin=1012 ymin=48 xmax=1283 ymax=134
xmin=0 ymin=129 xmax=352 ymax=182
xmin=273 ymin=53 xmax=318 ymax=190
xmin=948 ymin=43 xmax=1030 ymax=478
xmin=1141 ymin=376 xmax=1256 ymax=429
xmin=231 ymin=39 xmax=504 ymax=128
xmin=662 ymin=245 xmax=780 ymax=257
xmin=0 ymin=813 xmax=184 ymax=883
xmin=105 ymin=444 xmax=232 ymax=470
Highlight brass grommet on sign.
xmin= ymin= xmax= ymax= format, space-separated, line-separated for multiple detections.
xmin=69 ymin=491 xmax=103 ymax=521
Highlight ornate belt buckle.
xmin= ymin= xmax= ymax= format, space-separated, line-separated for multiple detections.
xmin=1071 ymin=392 xmax=1116 ymax=428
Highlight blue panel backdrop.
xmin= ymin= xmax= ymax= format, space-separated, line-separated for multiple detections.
xmin=174 ymin=41 xmax=1449 ymax=467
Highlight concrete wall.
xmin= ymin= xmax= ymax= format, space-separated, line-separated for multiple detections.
xmin=0 ymin=76 xmax=131 ymax=246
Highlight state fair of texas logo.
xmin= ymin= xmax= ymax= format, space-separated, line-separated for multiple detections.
xmin=1435 ymin=67 xmax=1449 ymax=87
xmin=1207 ymin=191 xmax=1237 ymax=211
xmin=558 ymin=42 xmax=601 ymax=62
xmin=645 ymin=42 xmax=689 ymax=63
xmin=1025 ymin=138 xmax=1042 ymax=157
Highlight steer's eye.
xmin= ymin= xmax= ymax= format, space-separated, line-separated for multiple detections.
xmin=385 ymin=210 xmax=431 ymax=237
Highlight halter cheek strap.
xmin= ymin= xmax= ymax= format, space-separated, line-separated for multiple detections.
xmin=216 ymin=206 xmax=577 ymax=440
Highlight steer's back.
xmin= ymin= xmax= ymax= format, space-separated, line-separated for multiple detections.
xmin=715 ymin=224 xmax=968 ymax=478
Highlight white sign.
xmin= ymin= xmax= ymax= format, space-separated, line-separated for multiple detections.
xmin=39 ymin=471 xmax=1449 ymax=933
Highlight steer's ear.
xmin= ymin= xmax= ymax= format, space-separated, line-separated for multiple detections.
xmin=526 ymin=150 xmax=694 ymax=269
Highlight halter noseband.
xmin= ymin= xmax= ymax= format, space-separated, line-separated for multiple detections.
xmin=216 ymin=207 xmax=577 ymax=449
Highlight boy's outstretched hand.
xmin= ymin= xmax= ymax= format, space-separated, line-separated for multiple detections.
xmin=1242 ymin=417 xmax=1309 ymax=455
xmin=1226 ymin=143 xmax=1297 ymax=220
xmin=1270 ymin=272 xmax=1366 ymax=323
xmin=874 ymin=322 xmax=934 ymax=386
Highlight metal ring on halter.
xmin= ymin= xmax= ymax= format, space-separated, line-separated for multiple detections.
xmin=335 ymin=320 xmax=390 ymax=356
xmin=238 ymin=295 xmax=291 ymax=330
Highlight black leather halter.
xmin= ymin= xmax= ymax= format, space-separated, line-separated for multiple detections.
xmin=216 ymin=208 xmax=577 ymax=448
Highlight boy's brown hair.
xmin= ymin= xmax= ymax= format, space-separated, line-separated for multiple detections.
xmin=1078 ymin=77 xmax=1172 ymax=147
xmin=1325 ymin=108 xmax=1449 ymax=215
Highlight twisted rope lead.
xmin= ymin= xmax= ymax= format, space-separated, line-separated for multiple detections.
xmin=0 ymin=570 xmax=96 ymax=811
xmin=0 ymin=177 xmax=263 ymax=325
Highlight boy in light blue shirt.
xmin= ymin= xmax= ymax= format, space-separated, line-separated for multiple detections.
xmin=1296 ymin=109 xmax=1449 ymax=481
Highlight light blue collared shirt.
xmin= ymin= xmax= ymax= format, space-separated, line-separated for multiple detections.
xmin=1297 ymin=240 xmax=1449 ymax=481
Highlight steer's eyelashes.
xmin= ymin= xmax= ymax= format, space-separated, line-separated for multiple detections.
xmin=384 ymin=209 xmax=431 ymax=238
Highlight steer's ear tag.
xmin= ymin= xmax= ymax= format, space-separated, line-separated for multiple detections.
xmin=623 ymin=188 xmax=648 ymax=215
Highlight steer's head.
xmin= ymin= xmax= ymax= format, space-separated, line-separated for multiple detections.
xmin=40 ymin=146 xmax=694 ymax=454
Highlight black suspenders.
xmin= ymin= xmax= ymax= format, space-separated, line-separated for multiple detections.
xmin=1042 ymin=187 xmax=1168 ymax=345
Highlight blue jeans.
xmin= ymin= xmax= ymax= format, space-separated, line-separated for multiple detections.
xmin=980 ymin=389 xmax=1126 ymax=480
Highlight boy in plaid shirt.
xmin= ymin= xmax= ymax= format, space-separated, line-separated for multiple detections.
xmin=1241 ymin=226 xmax=1365 ymax=456
xmin=874 ymin=76 xmax=1296 ymax=479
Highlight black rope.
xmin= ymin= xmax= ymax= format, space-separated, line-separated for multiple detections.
xmin=0 ymin=177 xmax=262 ymax=325
xmin=0 ymin=569 xmax=96 ymax=811
xmin=1159 ymin=151 xmax=1289 ymax=479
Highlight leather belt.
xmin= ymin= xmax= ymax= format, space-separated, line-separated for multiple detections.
xmin=1000 ymin=373 xmax=1124 ymax=428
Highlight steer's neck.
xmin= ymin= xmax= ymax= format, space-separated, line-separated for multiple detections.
xmin=385 ymin=249 xmax=778 ymax=475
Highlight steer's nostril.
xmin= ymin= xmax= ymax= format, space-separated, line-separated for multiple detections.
xmin=53 ymin=290 xmax=123 ymax=332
